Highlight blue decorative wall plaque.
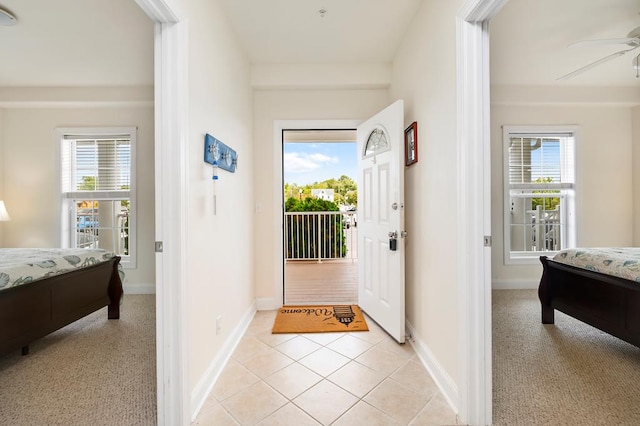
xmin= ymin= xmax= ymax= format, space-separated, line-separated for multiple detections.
xmin=204 ymin=133 xmax=237 ymax=173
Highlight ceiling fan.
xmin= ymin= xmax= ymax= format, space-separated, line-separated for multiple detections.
xmin=557 ymin=25 xmax=640 ymax=81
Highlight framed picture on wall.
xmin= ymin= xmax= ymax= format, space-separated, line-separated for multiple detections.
xmin=405 ymin=121 xmax=418 ymax=166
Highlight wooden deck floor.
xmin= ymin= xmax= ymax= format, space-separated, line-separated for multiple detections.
xmin=284 ymin=260 xmax=358 ymax=305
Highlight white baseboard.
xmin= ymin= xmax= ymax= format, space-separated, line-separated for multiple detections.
xmin=256 ymin=297 xmax=280 ymax=311
xmin=405 ymin=319 xmax=459 ymax=415
xmin=123 ymin=283 xmax=156 ymax=294
xmin=190 ymin=300 xmax=257 ymax=421
xmin=491 ymin=279 xmax=538 ymax=290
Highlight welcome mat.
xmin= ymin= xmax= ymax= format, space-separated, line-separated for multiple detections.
xmin=272 ymin=305 xmax=369 ymax=334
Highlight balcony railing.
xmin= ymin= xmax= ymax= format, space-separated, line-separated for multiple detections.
xmin=284 ymin=211 xmax=357 ymax=262
xmin=74 ymin=211 xmax=129 ymax=255
xmin=528 ymin=206 xmax=561 ymax=251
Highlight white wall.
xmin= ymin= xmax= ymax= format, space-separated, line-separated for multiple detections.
xmin=633 ymin=106 xmax=640 ymax=246
xmin=184 ymin=0 xmax=254 ymax=405
xmin=389 ymin=0 xmax=464 ymax=391
xmin=0 ymin=103 xmax=156 ymax=289
xmin=491 ymin=90 xmax=638 ymax=287
xmin=252 ymin=89 xmax=390 ymax=304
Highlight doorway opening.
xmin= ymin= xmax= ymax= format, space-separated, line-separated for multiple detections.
xmin=282 ymin=129 xmax=359 ymax=305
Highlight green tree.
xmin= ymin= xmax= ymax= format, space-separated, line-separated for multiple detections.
xmin=531 ymin=177 xmax=560 ymax=211
xmin=284 ymin=175 xmax=357 ymax=208
xmin=286 ymin=197 xmax=339 ymax=213
xmin=79 ymin=176 xmax=96 ymax=190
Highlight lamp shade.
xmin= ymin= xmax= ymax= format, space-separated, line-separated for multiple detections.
xmin=0 ymin=201 xmax=10 ymax=221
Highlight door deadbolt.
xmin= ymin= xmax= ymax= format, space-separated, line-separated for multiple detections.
xmin=388 ymin=231 xmax=398 ymax=251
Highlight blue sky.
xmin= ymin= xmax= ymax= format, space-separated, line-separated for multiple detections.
xmin=283 ymin=142 xmax=357 ymax=185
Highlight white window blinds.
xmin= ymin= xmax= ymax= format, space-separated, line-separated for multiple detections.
xmin=508 ymin=134 xmax=575 ymax=187
xmin=61 ymin=135 xmax=131 ymax=194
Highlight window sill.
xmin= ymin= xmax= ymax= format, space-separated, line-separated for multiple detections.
xmin=505 ymin=251 xmax=559 ymax=266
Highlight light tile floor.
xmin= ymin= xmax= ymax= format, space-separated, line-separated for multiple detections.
xmin=193 ymin=310 xmax=460 ymax=426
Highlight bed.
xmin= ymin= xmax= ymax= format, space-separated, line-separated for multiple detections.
xmin=0 ymin=248 xmax=123 ymax=356
xmin=539 ymin=248 xmax=640 ymax=347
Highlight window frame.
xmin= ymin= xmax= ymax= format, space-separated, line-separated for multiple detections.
xmin=502 ymin=125 xmax=578 ymax=265
xmin=57 ymin=127 xmax=137 ymax=268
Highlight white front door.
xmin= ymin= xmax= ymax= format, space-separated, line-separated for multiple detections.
xmin=357 ymin=100 xmax=406 ymax=343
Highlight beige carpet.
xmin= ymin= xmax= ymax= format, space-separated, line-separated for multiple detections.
xmin=493 ymin=290 xmax=640 ymax=426
xmin=0 ymin=295 xmax=156 ymax=426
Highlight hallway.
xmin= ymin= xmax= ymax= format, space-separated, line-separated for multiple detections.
xmin=193 ymin=310 xmax=459 ymax=425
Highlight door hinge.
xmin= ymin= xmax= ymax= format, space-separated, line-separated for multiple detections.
xmin=155 ymin=241 xmax=164 ymax=253
xmin=483 ymin=236 xmax=492 ymax=247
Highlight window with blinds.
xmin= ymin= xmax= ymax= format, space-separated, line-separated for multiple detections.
xmin=58 ymin=128 xmax=136 ymax=267
xmin=502 ymin=126 xmax=577 ymax=264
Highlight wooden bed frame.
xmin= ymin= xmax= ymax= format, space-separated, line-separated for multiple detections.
xmin=0 ymin=256 xmax=123 ymax=356
xmin=539 ymin=255 xmax=640 ymax=348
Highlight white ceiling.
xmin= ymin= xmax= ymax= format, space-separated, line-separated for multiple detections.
xmin=217 ymin=0 xmax=423 ymax=64
xmin=491 ymin=0 xmax=640 ymax=87
xmin=0 ymin=0 xmax=638 ymax=88
xmin=0 ymin=0 xmax=154 ymax=86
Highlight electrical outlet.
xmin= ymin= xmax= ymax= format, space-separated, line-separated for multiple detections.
xmin=216 ymin=315 xmax=222 ymax=335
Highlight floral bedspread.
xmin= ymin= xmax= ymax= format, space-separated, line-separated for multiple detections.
xmin=552 ymin=247 xmax=640 ymax=283
xmin=0 ymin=248 xmax=120 ymax=291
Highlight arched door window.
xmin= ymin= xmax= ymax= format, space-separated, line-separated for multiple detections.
xmin=363 ymin=127 xmax=389 ymax=158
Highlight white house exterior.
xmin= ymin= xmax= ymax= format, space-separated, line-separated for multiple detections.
xmin=311 ymin=188 xmax=334 ymax=202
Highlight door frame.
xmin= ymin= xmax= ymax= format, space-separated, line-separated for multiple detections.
xmin=134 ymin=0 xmax=188 ymax=425
xmin=270 ymin=120 xmax=361 ymax=309
xmin=281 ymin=129 xmax=359 ymax=306
xmin=457 ymin=0 xmax=508 ymax=424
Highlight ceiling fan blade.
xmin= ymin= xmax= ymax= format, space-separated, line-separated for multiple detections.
xmin=569 ymin=38 xmax=639 ymax=48
xmin=557 ymin=47 xmax=638 ymax=81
